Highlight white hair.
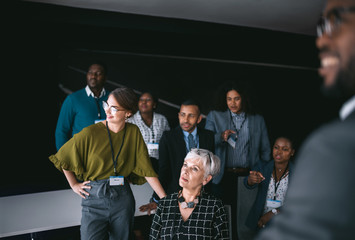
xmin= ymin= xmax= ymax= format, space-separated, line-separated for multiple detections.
xmin=185 ymin=148 xmax=221 ymax=178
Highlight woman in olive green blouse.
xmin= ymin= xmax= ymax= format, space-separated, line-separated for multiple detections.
xmin=49 ymin=88 xmax=166 ymax=240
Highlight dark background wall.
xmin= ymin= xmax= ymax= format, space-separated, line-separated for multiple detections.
xmin=2 ymin=1 xmax=342 ymax=196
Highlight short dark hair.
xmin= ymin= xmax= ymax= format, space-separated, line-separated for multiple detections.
xmin=181 ymin=99 xmax=201 ymax=114
xmin=89 ymin=61 xmax=108 ymax=75
xmin=273 ymin=136 xmax=295 ymax=150
xmin=109 ymin=88 xmax=138 ymax=116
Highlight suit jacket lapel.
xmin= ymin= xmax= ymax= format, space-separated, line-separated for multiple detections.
xmin=197 ymin=127 xmax=205 ymax=148
xmin=174 ymin=126 xmax=188 ymax=168
xmin=225 ymin=110 xmax=233 ymax=130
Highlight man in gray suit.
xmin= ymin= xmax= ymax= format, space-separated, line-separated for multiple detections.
xmin=257 ymin=0 xmax=355 ymax=239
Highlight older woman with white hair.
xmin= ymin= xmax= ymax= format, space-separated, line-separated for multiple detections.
xmin=150 ymin=148 xmax=229 ymax=240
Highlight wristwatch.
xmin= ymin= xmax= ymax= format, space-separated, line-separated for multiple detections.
xmin=272 ymin=208 xmax=278 ymax=215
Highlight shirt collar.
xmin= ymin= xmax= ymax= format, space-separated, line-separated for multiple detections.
xmin=183 ymin=126 xmax=197 ymax=138
xmin=230 ymin=111 xmax=245 ymax=119
xmin=85 ymin=85 xmax=106 ymax=98
xmin=137 ymin=111 xmax=155 ymax=126
xmin=339 ymin=95 xmax=355 ymax=120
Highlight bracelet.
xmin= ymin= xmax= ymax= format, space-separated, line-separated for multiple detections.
xmin=150 ymin=197 xmax=159 ymax=204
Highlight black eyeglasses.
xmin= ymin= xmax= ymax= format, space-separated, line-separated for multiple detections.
xmin=317 ymin=6 xmax=355 ymax=37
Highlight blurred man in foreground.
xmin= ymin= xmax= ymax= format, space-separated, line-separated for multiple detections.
xmin=257 ymin=0 xmax=355 ymax=239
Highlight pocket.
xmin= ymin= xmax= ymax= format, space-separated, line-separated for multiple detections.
xmin=110 ymin=184 xmax=129 ymax=199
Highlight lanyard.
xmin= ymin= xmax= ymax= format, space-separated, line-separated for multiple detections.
xmin=95 ymin=98 xmax=102 ymax=119
xmin=142 ymin=113 xmax=155 ymax=142
xmin=149 ymin=125 xmax=156 ymax=143
xmin=106 ymin=121 xmax=127 ymax=176
xmin=230 ymin=112 xmax=247 ymax=135
xmin=273 ymin=163 xmax=289 ymax=200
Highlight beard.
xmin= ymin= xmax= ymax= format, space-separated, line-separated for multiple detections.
xmin=321 ymin=55 xmax=355 ymax=101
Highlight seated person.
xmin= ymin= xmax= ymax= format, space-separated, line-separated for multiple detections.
xmin=244 ymin=137 xmax=295 ymax=231
xmin=150 ymin=148 xmax=229 ymax=240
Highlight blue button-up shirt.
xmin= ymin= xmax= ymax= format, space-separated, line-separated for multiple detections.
xmin=182 ymin=127 xmax=199 ymax=152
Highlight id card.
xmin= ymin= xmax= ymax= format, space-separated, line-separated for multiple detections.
xmin=227 ymin=137 xmax=236 ymax=149
xmin=266 ymin=199 xmax=282 ymax=208
xmin=147 ymin=143 xmax=159 ymax=151
xmin=110 ymin=176 xmax=124 ymax=186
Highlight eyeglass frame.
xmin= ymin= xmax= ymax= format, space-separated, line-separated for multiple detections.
xmin=102 ymin=101 xmax=126 ymax=114
xmin=190 ymin=148 xmax=212 ymax=166
xmin=317 ymin=6 xmax=355 ymax=37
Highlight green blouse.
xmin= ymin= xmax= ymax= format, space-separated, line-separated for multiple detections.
xmin=49 ymin=122 xmax=157 ymax=185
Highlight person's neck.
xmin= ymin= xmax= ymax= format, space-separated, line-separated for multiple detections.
xmin=187 ymin=126 xmax=197 ymax=134
xmin=182 ymin=186 xmax=201 ymax=202
xmin=90 ymin=86 xmax=103 ymax=98
xmin=106 ymin=120 xmax=125 ymax=133
xmin=140 ymin=111 xmax=153 ymax=127
xmin=274 ymin=161 xmax=288 ymax=172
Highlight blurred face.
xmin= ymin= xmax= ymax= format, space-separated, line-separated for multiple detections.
xmin=316 ymin=0 xmax=355 ymax=97
xmin=179 ymin=158 xmax=211 ymax=190
xmin=226 ymin=90 xmax=242 ymax=114
xmin=178 ymin=105 xmax=202 ymax=133
xmin=273 ymin=138 xmax=295 ymax=164
xmin=138 ymin=93 xmax=156 ymax=114
xmin=86 ymin=64 xmax=106 ymax=90
xmin=104 ymin=95 xmax=131 ymax=125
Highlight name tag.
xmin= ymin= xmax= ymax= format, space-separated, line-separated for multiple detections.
xmin=147 ymin=143 xmax=159 ymax=151
xmin=110 ymin=176 xmax=124 ymax=186
xmin=266 ymin=199 xmax=282 ymax=208
xmin=227 ymin=137 xmax=236 ymax=149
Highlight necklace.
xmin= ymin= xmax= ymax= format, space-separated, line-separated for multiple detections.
xmin=178 ymin=191 xmax=199 ymax=209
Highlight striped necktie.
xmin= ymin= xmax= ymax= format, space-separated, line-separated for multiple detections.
xmin=188 ymin=133 xmax=196 ymax=151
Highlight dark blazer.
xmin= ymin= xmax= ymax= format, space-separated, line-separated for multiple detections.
xmin=158 ymin=126 xmax=215 ymax=195
xmin=243 ymin=160 xmax=294 ymax=230
xmin=205 ymin=110 xmax=271 ymax=184
xmin=257 ymin=111 xmax=355 ymax=240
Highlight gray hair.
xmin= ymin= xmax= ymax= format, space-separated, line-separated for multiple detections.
xmin=185 ymin=148 xmax=221 ymax=178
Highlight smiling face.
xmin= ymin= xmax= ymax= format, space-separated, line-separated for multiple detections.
xmin=272 ymin=138 xmax=295 ymax=164
xmin=316 ymin=0 xmax=355 ymax=98
xmin=179 ymin=158 xmax=212 ymax=191
xmin=226 ymin=90 xmax=243 ymax=114
xmin=104 ymin=95 xmax=131 ymax=125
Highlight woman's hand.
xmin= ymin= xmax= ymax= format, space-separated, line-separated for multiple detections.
xmin=257 ymin=211 xmax=274 ymax=228
xmin=139 ymin=202 xmax=158 ymax=215
xmin=221 ymin=129 xmax=236 ymax=142
xmin=71 ymin=181 xmax=91 ymax=199
xmin=63 ymin=169 xmax=92 ymax=199
xmin=247 ymin=171 xmax=265 ymax=186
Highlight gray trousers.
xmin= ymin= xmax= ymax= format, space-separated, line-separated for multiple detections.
xmin=81 ymin=179 xmax=135 ymax=240
xmin=237 ymin=176 xmax=258 ymax=240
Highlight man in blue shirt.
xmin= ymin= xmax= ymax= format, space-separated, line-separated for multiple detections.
xmin=158 ymin=99 xmax=215 ymax=195
xmin=139 ymin=99 xmax=215 ymax=214
xmin=55 ymin=62 xmax=109 ymax=150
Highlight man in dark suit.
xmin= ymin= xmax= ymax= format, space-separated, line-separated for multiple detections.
xmin=158 ymin=99 xmax=215 ymax=195
xmin=257 ymin=0 xmax=355 ymax=239
xmin=139 ymin=99 xmax=215 ymax=213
